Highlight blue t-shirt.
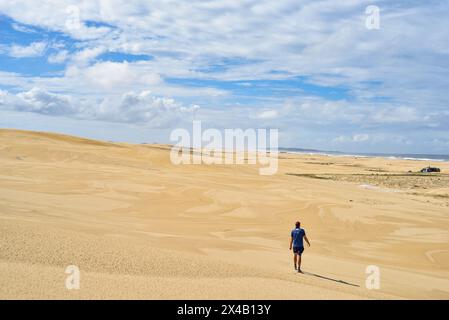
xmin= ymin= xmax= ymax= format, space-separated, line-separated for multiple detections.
xmin=291 ymin=228 xmax=306 ymax=248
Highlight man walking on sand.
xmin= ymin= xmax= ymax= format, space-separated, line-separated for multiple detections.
xmin=289 ymin=221 xmax=310 ymax=273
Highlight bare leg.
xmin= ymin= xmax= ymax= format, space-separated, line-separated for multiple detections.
xmin=297 ymin=254 xmax=302 ymax=273
xmin=293 ymin=254 xmax=298 ymax=270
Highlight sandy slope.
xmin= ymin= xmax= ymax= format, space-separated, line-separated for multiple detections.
xmin=0 ymin=129 xmax=448 ymax=299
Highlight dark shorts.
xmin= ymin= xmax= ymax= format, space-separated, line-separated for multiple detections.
xmin=293 ymin=246 xmax=304 ymax=255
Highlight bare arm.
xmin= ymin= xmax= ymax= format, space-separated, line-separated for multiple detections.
xmin=304 ymin=235 xmax=311 ymax=247
xmin=289 ymin=236 xmax=293 ymax=250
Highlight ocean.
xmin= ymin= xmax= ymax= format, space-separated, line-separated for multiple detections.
xmin=280 ymin=148 xmax=449 ymax=163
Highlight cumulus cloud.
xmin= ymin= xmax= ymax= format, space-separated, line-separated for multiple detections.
xmin=2 ymin=1 xmax=448 ymax=98
xmin=70 ymin=46 xmax=106 ymax=66
xmin=95 ymin=90 xmax=199 ymax=127
xmin=0 ymin=1 xmax=448 ymax=152
xmin=60 ymin=61 xmax=163 ymax=95
xmin=84 ymin=61 xmax=161 ymax=89
xmin=15 ymin=88 xmax=75 ymax=115
xmin=0 ymin=88 xmax=199 ymax=127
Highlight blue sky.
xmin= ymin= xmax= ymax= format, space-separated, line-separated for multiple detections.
xmin=0 ymin=0 xmax=448 ymax=154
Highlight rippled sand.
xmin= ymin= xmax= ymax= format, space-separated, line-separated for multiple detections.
xmin=1 ymin=129 xmax=448 ymax=299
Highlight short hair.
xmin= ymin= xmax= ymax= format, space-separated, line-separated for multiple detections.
xmin=295 ymin=221 xmax=300 ymax=228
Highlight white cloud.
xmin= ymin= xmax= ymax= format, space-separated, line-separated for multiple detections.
xmin=11 ymin=23 xmax=37 ymax=33
xmin=96 ymin=90 xmax=199 ymax=127
xmin=17 ymin=87 xmax=75 ymax=115
xmin=70 ymin=46 xmax=106 ymax=66
xmin=2 ymin=1 xmax=448 ymax=98
xmin=48 ymin=50 xmax=69 ymax=64
xmin=9 ymin=41 xmax=47 ymax=58
xmin=256 ymin=110 xmax=278 ymax=119
xmin=0 ymin=87 xmax=199 ymax=128
xmin=0 ymin=1 xmax=448 ymax=153
xmin=65 ymin=24 xmax=112 ymax=41
xmin=86 ymin=61 xmax=161 ymax=88
xmin=63 ymin=61 xmax=162 ymax=93
xmin=0 ymin=87 xmax=74 ymax=115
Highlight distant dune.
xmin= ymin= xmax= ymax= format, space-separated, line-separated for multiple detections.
xmin=1 ymin=129 xmax=448 ymax=299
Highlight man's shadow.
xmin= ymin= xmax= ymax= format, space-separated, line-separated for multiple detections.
xmin=301 ymin=271 xmax=360 ymax=287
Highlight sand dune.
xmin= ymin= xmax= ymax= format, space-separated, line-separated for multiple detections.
xmin=1 ymin=129 xmax=448 ymax=299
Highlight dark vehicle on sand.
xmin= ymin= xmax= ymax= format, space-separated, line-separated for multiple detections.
xmin=420 ymin=166 xmax=441 ymax=173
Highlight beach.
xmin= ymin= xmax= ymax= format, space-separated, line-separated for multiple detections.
xmin=1 ymin=128 xmax=448 ymax=299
